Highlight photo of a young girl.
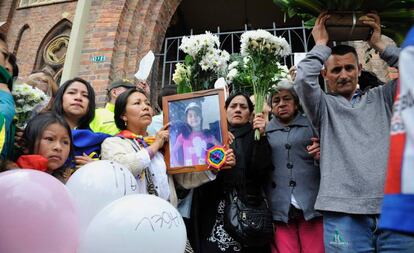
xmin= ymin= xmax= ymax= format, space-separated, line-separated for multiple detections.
xmin=170 ymin=98 xmax=221 ymax=167
xmin=16 ymin=112 xmax=73 ymax=183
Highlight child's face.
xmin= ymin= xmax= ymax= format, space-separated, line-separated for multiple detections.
xmin=35 ymin=123 xmax=71 ymax=172
xmin=187 ymin=109 xmax=201 ymax=130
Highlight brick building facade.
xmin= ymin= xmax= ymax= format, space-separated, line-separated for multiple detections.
xmin=0 ymin=0 xmax=397 ymax=105
xmin=1 ymin=1 xmax=76 ymax=79
xmin=1 ymin=0 xmax=181 ymax=104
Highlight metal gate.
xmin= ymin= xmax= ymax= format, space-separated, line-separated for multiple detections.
xmin=160 ymin=22 xmax=313 ymax=87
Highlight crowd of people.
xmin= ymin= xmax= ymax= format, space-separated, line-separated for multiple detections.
xmin=0 ymin=12 xmax=413 ymax=253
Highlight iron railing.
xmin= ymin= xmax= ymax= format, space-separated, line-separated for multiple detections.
xmin=159 ymin=21 xmax=313 ymax=88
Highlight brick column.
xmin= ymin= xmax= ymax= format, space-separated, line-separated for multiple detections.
xmin=78 ymin=0 xmax=181 ymax=106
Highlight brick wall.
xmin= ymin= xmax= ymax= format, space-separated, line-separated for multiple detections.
xmin=351 ymin=35 xmax=398 ymax=83
xmin=5 ymin=1 xmax=77 ymax=77
xmin=3 ymin=0 xmax=181 ymax=106
xmin=0 ymin=0 xmax=17 ymax=35
xmin=78 ymin=0 xmax=181 ymax=105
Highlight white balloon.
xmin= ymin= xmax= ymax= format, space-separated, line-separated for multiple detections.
xmin=66 ymin=160 xmax=139 ymax=235
xmin=78 ymin=194 xmax=187 ymax=253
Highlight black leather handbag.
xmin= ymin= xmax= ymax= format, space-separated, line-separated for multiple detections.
xmin=223 ymin=188 xmax=274 ymax=247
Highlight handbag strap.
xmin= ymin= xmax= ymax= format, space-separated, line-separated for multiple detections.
xmin=119 ymin=136 xmax=159 ymax=196
xmin=144 ymin=167 xmax=159 ymax=196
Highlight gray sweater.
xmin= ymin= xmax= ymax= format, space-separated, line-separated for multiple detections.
xmin=294 ymin=45 xmax=400 ymax=214
xmin=266 ymin=114 xmax=321 ymax=222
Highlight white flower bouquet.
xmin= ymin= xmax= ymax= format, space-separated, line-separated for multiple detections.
xmin=240 ymin=29 xmax=291 ymax=59
xmin=199 ymin=48 xmax=230 ymax=73
xmin=173 ymin=32 xmax=230 ymax=93
xmin=235 ymin=29 xmax=291 ymax=140
xmin=271 ymin=62 xmax=291 ymax=83
xmin=179 ymin=32 xmax=220 ymax=58
xmin=12 ymin=83 xmax=48 ymax=128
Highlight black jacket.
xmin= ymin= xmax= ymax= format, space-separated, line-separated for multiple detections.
xmin=220 ymin=123 xmax=273 ymax=195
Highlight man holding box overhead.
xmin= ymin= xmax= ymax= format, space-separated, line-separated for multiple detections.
xmin=294 ymin=12 xmax=414 ymax=252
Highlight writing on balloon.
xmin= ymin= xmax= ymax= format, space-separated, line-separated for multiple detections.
xmin=135 ymin=211 xmax=182 ymax=232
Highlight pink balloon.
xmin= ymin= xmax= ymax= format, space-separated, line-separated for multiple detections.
xmin=0 ymin=169 xmax=79 ymax=253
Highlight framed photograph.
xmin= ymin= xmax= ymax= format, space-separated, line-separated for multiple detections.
xmin=163 ymin=89 xmax=228 ymax=174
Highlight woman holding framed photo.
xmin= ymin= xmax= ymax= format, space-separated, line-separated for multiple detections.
xmin=101 ymin=88 xmax=171 ymax=199
xmin=101 ymin=88 xmax=236 ymax=206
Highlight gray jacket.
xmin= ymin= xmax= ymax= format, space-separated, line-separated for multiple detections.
xmin=294 ymin=45 xmax=400 ymax=214
xmin=266 ymin=113 xmax=321 ymax=223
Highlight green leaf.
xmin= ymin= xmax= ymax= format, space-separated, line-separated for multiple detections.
xmin=272 ymin=0 xmax=413 ymax=45
xmin=303 ymin=17 xmax=316 ymax=28
xmin=379 ymin=9 xmax=414 ymax=18
xmin=185 ymin=55 xmax=193 ymax=65
xmin=287 ymin=8 xmax=297 ymax=18
xmin=273 ymin=0 xmax=290 ymax=9
xmin=294 ymin=0 xmax=324 ymax=14
xmin=202 ymin=80 xmax=209 ymax=90
xmin=177 ymin=83 xmax=184 ymax=94
xmin=177 ymin=80 xmax=193 ymax=94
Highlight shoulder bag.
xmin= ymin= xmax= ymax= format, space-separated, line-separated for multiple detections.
xmin=223 ymin=187 xmax=274 ymax=247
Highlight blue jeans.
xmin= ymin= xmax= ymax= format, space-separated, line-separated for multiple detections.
xmin=323 ymin=212 xmax=414 ymax=253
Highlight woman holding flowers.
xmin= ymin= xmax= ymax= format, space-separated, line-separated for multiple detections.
xmin=28 ymin=70 xmax=58 ymax=97
xmin=26 ymin=70 xmax=59 ymax=113
xmin=192 ymin=92 xmax=272 ymax=253
xmin=13 ymin=71 xmax=58 ymax=155
xmin=226 ymin=29 xmax=291 ymax=140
